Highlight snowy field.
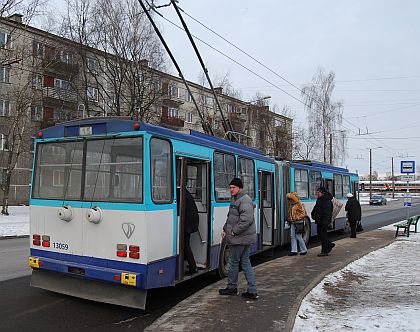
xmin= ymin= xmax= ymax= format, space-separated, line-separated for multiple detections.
xmin=0 ymin=206 xmax=29 ymax=237
xmin=293 ymin=225 xmax=420 ymax=332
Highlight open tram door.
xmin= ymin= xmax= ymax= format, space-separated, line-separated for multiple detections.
xmin=176 ymin=156 xmax=210 ymax=281
xmin=258 ymin=170 xmax=275 ymax=249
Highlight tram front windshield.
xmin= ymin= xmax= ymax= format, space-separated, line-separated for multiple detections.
xmin=32 ymin=137 xmax=143 ymax=203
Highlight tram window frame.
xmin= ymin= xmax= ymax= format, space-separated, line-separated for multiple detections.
xmin=309 ymin=170 xmax=322 ymax=198
xmin=150 ymin=137 xmax=173 ymax=204
xmin=343 ymin=175 xmax=350 ymax=196
xmin=294 ymin=168 xmax=309 ymax=199
xmin=213 ymin=151 xmax=236 ymax=202
xmin=238 ymin=157 xmax=255 ymax=200
xmin=334 ymin=174 xmax=343 ymax=198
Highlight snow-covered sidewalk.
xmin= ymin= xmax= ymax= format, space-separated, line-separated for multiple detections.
xmin=293 ymin=225 xmax=420 ymax=332
xmin=0 ymin=206 xmax=29 ymax=237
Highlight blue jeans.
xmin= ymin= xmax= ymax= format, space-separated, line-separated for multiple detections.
xmin=290 ymin=222 xmax=307 ymax=253
xmin=227 ymin=244 xmax=257 ymax=294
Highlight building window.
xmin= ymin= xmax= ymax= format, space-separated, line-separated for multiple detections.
xmin=32 ymin=73 xmax=43 ymax=89
xmin=54 ymin=78 xmax=70 ymax=90
xmin=186 ymin=111 xmax=193 ymax=124
xmin=54 ymin=109 xmax=71 ymax=121
xmin=0 ymin=66 xmax=10 ymax=83
xmin=78 ymin=104 xmax=86 ymax=118
xmin=32 ymin=40 xmax=44 ymax=57
xmin=31 ymin=106 xmax=43 ymax=121
xmin=56 ymin=50 xmax=71 ymax=64
xmin=168 ymin=107 xmax=179 ymax=118
xmin=0 ymin=134 xmax=9 ymax=151
xmin=169 ymin=85 xmax=179 ymax=99
xmin=0 ymin=168 xmax=7 ymax=185
xmin=0 ymin=31 xmax=10 ymax=48
xmin=0 ymin=99 xmax=10 ymax=116
xmin=205 ymin=96 xmax=214 ymax=108
xmin=87 ymin=57 xmax=98 ymax=73
xmin=185 ymin=90 xmax=193 ymax=102
xmin=87 ymin=86 xmax=99 ymax=102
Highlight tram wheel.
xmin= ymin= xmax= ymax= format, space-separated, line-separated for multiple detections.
xmin=303 ymin=217 xmax=311 ymax=245
xmin=217 ymin=238 xmax=230 ymax=278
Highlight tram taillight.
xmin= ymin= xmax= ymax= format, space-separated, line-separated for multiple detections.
xmin=32 ymin=234 xmax=41 ymax=246
xmin=42 ymin=235 xmax=50 ymax=247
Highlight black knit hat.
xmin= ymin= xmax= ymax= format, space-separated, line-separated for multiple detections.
xmin=316 ymin=186 xmax=327 ymax=193
xmin=229 ymin=177 xmax=243 ymax=189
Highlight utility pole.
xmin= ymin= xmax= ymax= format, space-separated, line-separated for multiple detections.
xmin=369 ymin=148 xmax=372 ymax=199
xmin=391 ymin=157 xmax=395 ymax=199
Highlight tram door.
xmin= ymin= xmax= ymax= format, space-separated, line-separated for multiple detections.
xmin=176 ymin=157 xmax=210 ymax=280
xmin=325 ymin=179 xmax=334 ymax=196
xmin=259 ymin=171 xmax=274 ymax=248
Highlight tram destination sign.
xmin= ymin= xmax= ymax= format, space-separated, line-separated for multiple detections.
xmin=401 ymin=160 xmax=415 ymax=174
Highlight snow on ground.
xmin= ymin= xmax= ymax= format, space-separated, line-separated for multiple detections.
xmin=0 ymin=206 xmax=29 ymax=237
xmin=293 ymin=227 xmax=420 ymax=332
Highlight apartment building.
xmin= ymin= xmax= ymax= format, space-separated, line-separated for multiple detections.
xmin=0 ymin=14 xmax=292 ymax=204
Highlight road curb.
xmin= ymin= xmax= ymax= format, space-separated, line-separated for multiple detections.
xmin=286 ymin=232 xmax=395 ymax=331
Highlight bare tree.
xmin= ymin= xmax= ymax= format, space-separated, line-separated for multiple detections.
xmin=301 ymin=68 xmax=345 ymax=164
xmin=292 ymin=124 xmax=319 ymax=160
xmin=0 ymin=0 xmax=45 ymax=213
xmin=59 ymin=0 xmax=167 ymax=120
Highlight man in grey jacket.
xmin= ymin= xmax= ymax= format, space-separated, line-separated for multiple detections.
xmin=219 ymin=178 xmax=258 ymax=300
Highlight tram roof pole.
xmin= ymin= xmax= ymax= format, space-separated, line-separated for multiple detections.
xmin=169 ymin=0 xmax=237 ymax=142
xmin=137 ymin=0 xmax=213 ymax=136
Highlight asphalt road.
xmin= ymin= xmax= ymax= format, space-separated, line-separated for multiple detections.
xmin=1 ymin=198 xmax=419 ymax=332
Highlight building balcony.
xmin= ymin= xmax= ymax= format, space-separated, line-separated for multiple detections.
xmin=161 ymin=115 xmax=184 ymax=128
xmin=43 ymin=60 xmax=80 ymax=76
xmin=43 ymin=87 xmax=78 ymax=104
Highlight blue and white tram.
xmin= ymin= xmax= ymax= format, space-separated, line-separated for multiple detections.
xmin=28 ymin=118 xmax=358 ymax=309
xmin=28 ymin=118 xmax=278 ymax=308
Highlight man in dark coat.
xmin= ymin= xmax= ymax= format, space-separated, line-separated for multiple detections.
xmin=311 ymin=186 xmax=335 ymax=256
xmin=182 ymin=189 xmax=199 ymax=275
xmin=345 ymin=193 xmax=362 ymax=238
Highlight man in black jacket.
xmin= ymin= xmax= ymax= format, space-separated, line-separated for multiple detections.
xmin=311 ymin=186 xmax=334 ymax=257
xmin=345 ymin=193 xmax=362 ymax=238
xmin=178 ymin=188 xmax=200 ymax=275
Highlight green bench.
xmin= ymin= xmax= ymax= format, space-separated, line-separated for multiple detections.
xmin=394 ymin=215 xmax=420 ymax=237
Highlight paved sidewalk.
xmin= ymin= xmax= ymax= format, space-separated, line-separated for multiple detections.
xmin=146 ymin=229 xmax=395 ymax=332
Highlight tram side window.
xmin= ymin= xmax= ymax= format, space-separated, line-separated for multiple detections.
xmin=334 ymin=174 xmax=343 ymax=198
xmin=309 ymin=171 xmax=322 ymax=198
xmin=32 ymin=141 xmax=83 ymax=200
xmin=151 ymin=138 xmax=172 ymax=203
xmin=294 ymin=169 xmax=308 ymax=199
xmin=343 ymin=175 xmax=350 ymax=196
xmin=238 ymin=157 xmax=255 ymax=199
xmin=214 ymin=152 xmax=235 ymax=201
xmin=84 ymin=137 xmax=143 ymax=202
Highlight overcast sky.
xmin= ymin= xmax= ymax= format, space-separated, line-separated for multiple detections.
xmin=151 ymin=0 xmax=420 ymax=176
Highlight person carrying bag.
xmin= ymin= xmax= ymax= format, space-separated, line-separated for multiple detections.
xmin=286 ymin=192 xmax=308 ymax=256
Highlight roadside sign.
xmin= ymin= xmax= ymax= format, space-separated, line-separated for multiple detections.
xmin=401 ymin=175 xmax=415 ymax=182
xmin=404 ymin=194 xmax=412 ymax=208
xmin=401 ymin=160 xmax=415 ymax=174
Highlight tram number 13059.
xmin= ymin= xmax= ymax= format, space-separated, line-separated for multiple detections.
xmin=53 ymin=242 xmax=69 ymax=250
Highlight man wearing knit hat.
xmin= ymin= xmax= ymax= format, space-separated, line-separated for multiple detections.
xmin=219 ymin=177 xmax=258 ymax=300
